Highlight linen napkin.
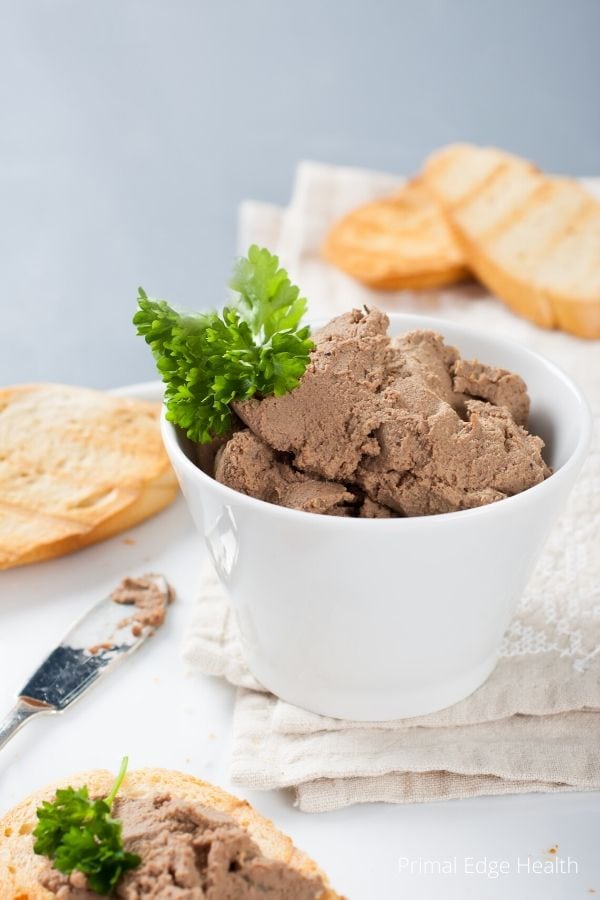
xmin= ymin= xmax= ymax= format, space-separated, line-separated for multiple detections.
xmin=183 ymin=162 xmax=600 ymax=812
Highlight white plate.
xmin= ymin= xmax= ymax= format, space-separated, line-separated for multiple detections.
xmin=0 ymin=382 xmax=598 ymax=900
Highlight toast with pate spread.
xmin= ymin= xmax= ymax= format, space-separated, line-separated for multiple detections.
xmin=0 ymin=384 xmax=178 ymax=570
xmin=322 ymin=177 xmax=469 ymax=290
xmin=0 ymin=768 xmax=341 ymax=898
xmin=423 ymin=143 xmax=600 ymax=338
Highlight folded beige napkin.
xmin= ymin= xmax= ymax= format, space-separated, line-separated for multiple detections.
xmin=183 ymin=162 xmax=600 ymax=812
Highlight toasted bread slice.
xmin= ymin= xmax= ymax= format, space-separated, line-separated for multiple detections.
xmin=423 ymin=144 xmax=600 ymax=338
xmin=0 ymin=384 xmax=178 ymax=570
xmin=322 ymin=177 xmax=469 ymax=290
xmin=0 ymin=768 xmax=341 ymax=899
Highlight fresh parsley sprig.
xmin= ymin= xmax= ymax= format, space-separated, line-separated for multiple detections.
xmin=33 ymin=756 xmax=140 ymax=895
xmin=133 ymin=245 xmax=314 ymax=443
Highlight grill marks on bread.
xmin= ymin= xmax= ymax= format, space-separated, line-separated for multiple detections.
xmin=0 ymin=384 xmax=178 ymax=569
xmin=424 ymin=144 xmax=600 ymax=338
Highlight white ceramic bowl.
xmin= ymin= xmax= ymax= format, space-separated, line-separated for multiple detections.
xmin=162 ymin=313 xmax=592 ymax=721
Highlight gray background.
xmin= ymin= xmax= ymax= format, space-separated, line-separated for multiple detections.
xmin=2 ymin=0 xmax=599 ymax=388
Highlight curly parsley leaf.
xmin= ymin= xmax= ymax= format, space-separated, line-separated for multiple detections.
xmin=230 ymin=243 xmax=308 ymax=339
xmin=133 ymin=246 xmax=313 ymax=444
xmin=33 ymin=757 xmax=140 ymax=895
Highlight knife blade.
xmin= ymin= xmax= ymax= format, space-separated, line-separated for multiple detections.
xmin=0 ymin=573 xmax=173 ymax=752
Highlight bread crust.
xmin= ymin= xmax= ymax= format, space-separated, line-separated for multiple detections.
xmin=0 ymin=768 xmax=341 ymax=899
xmin=0 ymin=384 xmax=178 ymax=570
xmin=322 ymin=178 xmax=469 ymax=290
xmin=423 ymin=144 xmax=600 ymax=338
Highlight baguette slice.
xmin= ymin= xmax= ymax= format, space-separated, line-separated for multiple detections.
xmin=423 ymin=144 xmax=600 ymax=338
xmin=0 ymin=768 xmax=341 ymax=899
xmin=322 ymin=177 xmax=469 ymax=290
xmin=0 ymin=384 xmax=178 ymax=570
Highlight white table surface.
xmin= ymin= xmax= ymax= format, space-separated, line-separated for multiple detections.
xmin=1 ymin=390 xmax=599 ymax=900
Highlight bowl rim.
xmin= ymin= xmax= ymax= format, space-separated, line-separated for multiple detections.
xmin=161 ymin=312 xmax=593 ymax=528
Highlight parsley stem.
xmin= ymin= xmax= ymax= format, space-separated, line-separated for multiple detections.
xmin=106 ymin=756 xmax=129 ymax=808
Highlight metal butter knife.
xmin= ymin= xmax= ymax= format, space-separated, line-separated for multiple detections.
xmin=0 ymin=573 xmax=172 ymax=751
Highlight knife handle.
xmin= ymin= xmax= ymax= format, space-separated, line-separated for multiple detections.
xmin=0 ymin=700 xmax=53 ymax=752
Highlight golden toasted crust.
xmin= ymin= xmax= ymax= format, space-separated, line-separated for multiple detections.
xmin=423 ymin=144 xmax=600 ymax=338
xmin=0 ymin=768 xmax=341 ymax=899
xmin=321 ymin=177 xmax=469 ymax=290
xmin=0 ymin=384 xmax=178 ymax=570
